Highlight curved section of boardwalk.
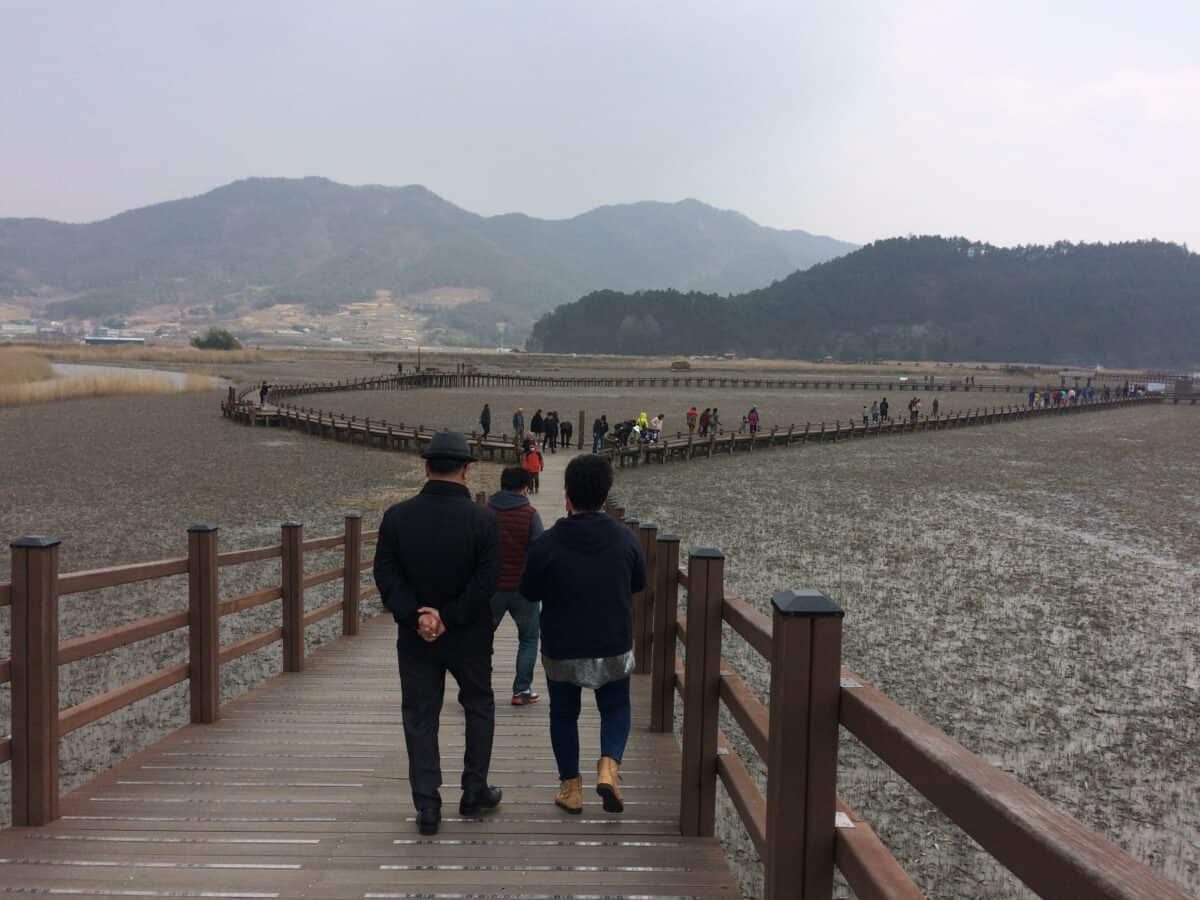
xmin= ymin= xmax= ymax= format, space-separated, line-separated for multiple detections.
xmin=0 ymin=616 xmax=737 ymax=898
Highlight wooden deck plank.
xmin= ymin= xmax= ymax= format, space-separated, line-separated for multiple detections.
xmin=2 ymin=615 xmax=739 ymax=898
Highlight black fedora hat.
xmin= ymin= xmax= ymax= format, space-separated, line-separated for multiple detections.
xmin=421 ymin=430 xmax=477 ymax=462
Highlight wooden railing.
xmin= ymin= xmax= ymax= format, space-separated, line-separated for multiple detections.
xmin=604 ymin=497 xmax=1190 ymax=899
xmin=1 ymin=515 xmax=378 ymax=826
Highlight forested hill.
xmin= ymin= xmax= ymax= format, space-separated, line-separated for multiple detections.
xmin=0 ymin=177 xmax=854 ymax=342
xmin=528 ymin=237 xmax=1200 ymax=368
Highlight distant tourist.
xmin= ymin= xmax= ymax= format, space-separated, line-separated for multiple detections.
xmin=518 ymin=455 xmax=646 ymax=816
xmin=870 ymin=400 xmax=879 ymax=422
xmin=522 ymin=441 xmax=544 ymax=493
xmin=531 ymin=409 xmax=545 ymax=447
xmin=710 ymin=408 xmax=720 ymax=433
xmin=686 ymin=407 xmax=698 ymax=434
xmin=932 ymin=397 xmax=939 ymax=417
xmin=747 ymin=407 xmax=760 ymax=434
xmin=879 ymin=398 xmax=889 ymax=421
xmin=488 ymin=467 xmax=545 ymax=707
xmin=592 ymin=415 xmax=609 ymax=453
xmin=698 ymin=408 xmax=711 ymax=437
xmin=559 ymin=416 xmax=574 ymax=450
xmin=648 ymin=413 xmax=663 ymax=443
xmin=545 ymin=411 xmax=560 ymax=453
xmin=372 ymin=431 xmax=502 ymax=837
xmin=259 ymin=382 xmax=269 ymax=406
xmin=479 ymin=403 xmax=491 ymax=440
xmin=862 ymin=404 xmax=869 ymax=425
xmin=512 ymin=407 xmax=525 ymax=444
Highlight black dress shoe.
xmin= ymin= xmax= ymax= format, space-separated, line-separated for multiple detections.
xmin=458 ymin=785 xmax=502 ymax=816
xmin=416 ymin=808 xmax=440 ymax=836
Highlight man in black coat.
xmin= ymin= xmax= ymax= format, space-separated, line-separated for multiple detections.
xmin=373 ymin=431 xmax=502 ymax=835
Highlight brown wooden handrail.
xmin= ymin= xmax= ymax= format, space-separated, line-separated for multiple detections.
xmin=5 ymin=515 xmax=381 ymax=827
xmin=839 ymin=672 xmax=1190 ymax=899
xmin=217 ymin=544 xmax=282 ymax=566
xmin=58 ymin=557 xmax=189 ymax=595
xmin=218 ymin=585 xmax=282 ymax=617
xmin=58 ymin=610 xmax=189 ymax=665
xmin=59 ymin=662 xmax=190 ymax=735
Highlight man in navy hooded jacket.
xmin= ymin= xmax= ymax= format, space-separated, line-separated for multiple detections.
xmin=518 ymin=454 xmax=645 ymax=815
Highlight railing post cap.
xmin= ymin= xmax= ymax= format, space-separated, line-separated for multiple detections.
xmin=187 ymin=524 xmax=218 ymax=534
xmin=772 ymin=589 xmax=844 ymax=618
xmin=638 ymin=522 xmax=657 ymax=532
xmin=344 ymin=511 xmax=362 ymax=520
xmin=657 ymin=533 xmax=681 ymax=543
xmin=623 ymin=516 xmax=639 ymax=526
xmin=11 ymin=535 xmax=61 ymax=549
xmin=690 ymin=546 xmax=724 ymax=560
xmin=282 ymin=520 xmax=304 ymax=529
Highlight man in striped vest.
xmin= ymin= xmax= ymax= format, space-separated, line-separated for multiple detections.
xmin=488 ymin=466 xmax=546 ymax=705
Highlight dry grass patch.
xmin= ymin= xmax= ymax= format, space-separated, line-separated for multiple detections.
xmin=0 ymin=347 xmax=54 ymax=384
xmin=0 ymin=371 xmax=219 ymax=406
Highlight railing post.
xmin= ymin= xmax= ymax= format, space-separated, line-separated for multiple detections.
xmin=281 ymin=521 xmax=305 ymax=672
xmin=679 ymin=547 xmax=723 ymax=837
xmin=342 ymin=513 xmax=363 ymax=636
xmin=187 ymin=524 xmax=220 ymax=724
xmin=10 ymin=535 xmax=61 ymax=826
xmin=650 ymin=534 xmax=680 ymax=732
xmin=765 ymin=589 xmax=844 ymax=900
xmin=636 ymin=523 xmax=658 ymax=675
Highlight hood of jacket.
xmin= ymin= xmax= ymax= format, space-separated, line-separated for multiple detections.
xmin=487 ymin=490 xmax=532 ymax=511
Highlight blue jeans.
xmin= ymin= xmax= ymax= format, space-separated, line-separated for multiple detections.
xmin=490 ymin=592 xmax=540 ymax=695
xmin=547 ymin=677 xmax=631 ymax=781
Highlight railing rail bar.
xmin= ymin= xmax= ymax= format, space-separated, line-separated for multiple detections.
xmin=218 ymin=586 xmax=282 ymax=618
xmin=301 ymin=535 xmax=344 ymax=552
xmin=301 ymin=566 xmax=343 ymax=590
xmin=216 ymin=544 xmax=282 ymax=567
xmin=218 ymin=627 xmax=283 ymax=665
xmin=59 ymin=610 xmax=189 ymax=665
xmin=302 ymin=599 xmax=342 ymax=628
xmin=58 ymin=558 xmax=189 ymax=595
xmin=839 ymin=671 xmax=1191 ymax=899
xmin=722 ymin=594 xmax=772 ymax=659
xmin=834 ymin=797 xmax=927 ymax=900
xmin=58 ymin=663 xmax=190 ymax=735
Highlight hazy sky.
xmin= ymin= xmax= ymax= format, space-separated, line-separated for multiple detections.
xmin=2 ymin=1 xmax=1197 ymax=249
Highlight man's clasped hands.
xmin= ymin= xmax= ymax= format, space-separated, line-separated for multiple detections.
xmin=416 ymin=606 xmax=446 ymax=643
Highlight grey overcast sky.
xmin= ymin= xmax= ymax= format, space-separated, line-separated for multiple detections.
xmin=2 ymin=1 xmax=1197 ymax=248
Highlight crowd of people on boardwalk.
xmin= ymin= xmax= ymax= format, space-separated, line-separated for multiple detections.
xmin=1028 ymin=385 xmax=1109 ymax=408
xmin=373 ymin=433 xmax=643 ymax=835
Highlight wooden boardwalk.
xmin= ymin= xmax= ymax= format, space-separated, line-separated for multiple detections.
xmin=0 ymin=615 xmax=739 ymax=898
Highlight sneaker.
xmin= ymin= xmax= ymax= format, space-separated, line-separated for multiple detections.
xmin=511 ymin=691 xmax=540 ymax=706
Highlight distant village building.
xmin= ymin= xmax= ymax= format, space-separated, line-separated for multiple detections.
xmin=83 ymin=335 xmax=146 ymax=346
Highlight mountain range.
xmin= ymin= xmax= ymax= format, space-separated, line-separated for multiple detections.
xmin=0 ymin=176 xmax=855 ymax=343
xmin=528 ymin=236 xmax=1200 ymax=369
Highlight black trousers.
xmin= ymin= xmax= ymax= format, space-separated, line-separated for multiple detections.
xmin=396 ymin=632 xmax=495 ymax=811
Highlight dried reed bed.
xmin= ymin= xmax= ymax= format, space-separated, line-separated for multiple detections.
xmin=14 ymin=342 xmax=265 ymax=366
xmin=0 ymin=347 xmax=54 ymax=384
xmin=0 ymin=371 xmax=219 ymax=407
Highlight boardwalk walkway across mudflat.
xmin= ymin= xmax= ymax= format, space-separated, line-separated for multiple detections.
xmin=0 ymin=614 xmax=739 ymax=898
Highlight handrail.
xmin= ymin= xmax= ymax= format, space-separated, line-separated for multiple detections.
xmin=217 ymin=544 xmax=282 ymax=566
xmin=302 ymin=599 xmax=342 ymax=627
xmin=722 ymin=594 xmax=771 ymax=659
xmin=59 ymin=662 xmax=190 ymax=735
xmin=58 ymin=557 xmax=189 ymax=595
xmin=838 ymin=671 xmax=1190 ymax=899
xmin=219 ymin=585 xmax=282 ymax=617
xmin=302 ymin=535 xmax=344 ymax=552
xmin=219 ymin=626 xmax=283 ymax=665
xmin=59 ymin=610 xmax=189 ymax=665
xmin=302 ymin=566 xmax=343 ymax=590
xmin=642 ymin=508 xmax=1186 ymax=898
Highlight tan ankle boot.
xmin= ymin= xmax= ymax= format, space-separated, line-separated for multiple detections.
xmin=555 ymin=776 xmax=583 ymax=814
xmin=596 ymin=756 xmax=624 ymax=813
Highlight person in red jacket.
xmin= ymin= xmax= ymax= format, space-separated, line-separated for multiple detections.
xmin=487 ymin=467 xmax=546 ymax=705
xmin=521 ymin=441 xmax=544 ymax=493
